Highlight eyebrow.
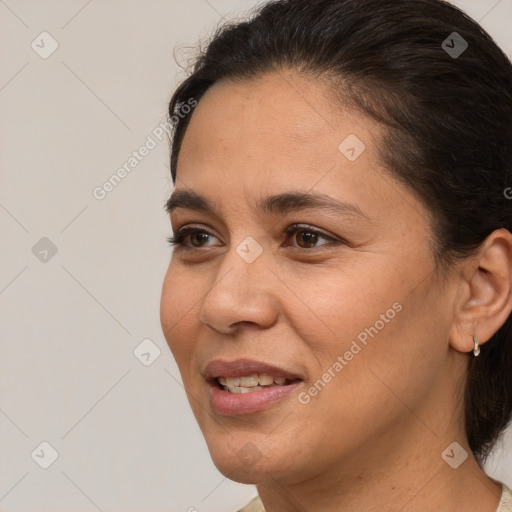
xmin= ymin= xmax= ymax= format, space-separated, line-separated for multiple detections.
xmin=165 ymin=189 xmax=369 ymax=219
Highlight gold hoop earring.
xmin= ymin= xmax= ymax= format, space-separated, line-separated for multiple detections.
xmin=473 ymin=336 xmax=480 ymax=357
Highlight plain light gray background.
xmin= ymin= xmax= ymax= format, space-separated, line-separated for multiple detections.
xmin=0 ymin=1 xmax=511 ymax=511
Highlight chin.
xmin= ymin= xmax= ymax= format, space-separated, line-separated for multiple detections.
xmin=202 ymin=433 xmax=278 ymax=484
xmin=213 ymin=462 xmax=264 ymax=485
xmin=206 ymin=431 xmax=310 ymax=486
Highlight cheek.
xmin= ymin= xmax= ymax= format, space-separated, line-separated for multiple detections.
xmin=277 ymin=259 xmax=406 ymax=362
xmin=160 ymin=263 xmax=200 ymax=362
xmin=301 ymin=265 xmax=446 ymax=426
xmin=286 ymin=256 xmax=442 ymax=406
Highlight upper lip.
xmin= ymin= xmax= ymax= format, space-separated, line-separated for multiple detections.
xmin=203 ymin=358 xmax=304 ymax=381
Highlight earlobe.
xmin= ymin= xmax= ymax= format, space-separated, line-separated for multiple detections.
xmin=449 ymin=228 xmax=512 ymax=354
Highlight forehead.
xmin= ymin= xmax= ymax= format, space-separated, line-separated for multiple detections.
xmin=171 ymin=71 xmax=434 ymax=251
xmin=176 ymin=70 xmax=379 ymax=191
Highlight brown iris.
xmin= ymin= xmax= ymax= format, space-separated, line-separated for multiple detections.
xmin=295 ymin=230 xmax=319 ymax=248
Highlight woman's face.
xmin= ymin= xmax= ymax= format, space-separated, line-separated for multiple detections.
xmin=160 ymin=71 xmax=461 ymax=484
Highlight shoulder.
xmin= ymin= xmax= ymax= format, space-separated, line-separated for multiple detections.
xmin=236 ymin=496 xmax=265 ymax=512
xmin=497 ymin=483 xmax=512 ymax=512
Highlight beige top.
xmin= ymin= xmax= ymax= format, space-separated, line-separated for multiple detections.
xmin=237 ymin=482 xmax=512 ymax=512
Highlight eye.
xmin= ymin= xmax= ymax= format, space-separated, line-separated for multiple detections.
xmin=284 ymin=224 xmax=341 ymax=249
xmin=167 ymin=226 xmax=221 ymax=249
xmin=167 ymin=224 xmax=342 ymax=252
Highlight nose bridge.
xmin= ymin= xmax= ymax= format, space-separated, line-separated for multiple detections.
xmin=215 ymin=234 xmax=268 ymax=294
xmin=198 ymin=236 xmax=277 ymax=331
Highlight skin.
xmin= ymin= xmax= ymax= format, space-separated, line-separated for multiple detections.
xmin=160 ymin=70 xmax=512 ymax=512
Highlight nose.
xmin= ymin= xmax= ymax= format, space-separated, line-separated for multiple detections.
xmin=198 ymin=246 xmax=279 ymax=335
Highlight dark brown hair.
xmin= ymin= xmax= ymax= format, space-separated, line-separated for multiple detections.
xmin=167 ymin=0 xmax=512 ymax=464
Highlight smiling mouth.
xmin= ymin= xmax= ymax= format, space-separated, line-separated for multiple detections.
xmin=215 ymin=373 xmax=300 ymax=393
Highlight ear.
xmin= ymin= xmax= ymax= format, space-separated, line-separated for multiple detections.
xmin=450 ymin=228 xmax=512 ymax=354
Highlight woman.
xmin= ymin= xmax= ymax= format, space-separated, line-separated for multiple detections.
xmin=160 ymin=0 xmax=512 ymax=510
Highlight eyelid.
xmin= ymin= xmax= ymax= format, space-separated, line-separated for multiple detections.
xmin=283 ymin=223 xmax=340 ymax=244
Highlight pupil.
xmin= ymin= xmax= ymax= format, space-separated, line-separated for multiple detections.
xmin=192 ymin=232 xmax=209 ymax=246
xmin=298 ymin=231 xmax=317 ymax=248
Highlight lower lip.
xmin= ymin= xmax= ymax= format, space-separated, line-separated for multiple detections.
xmin=210 ymin=381 xmax=302 ymax=415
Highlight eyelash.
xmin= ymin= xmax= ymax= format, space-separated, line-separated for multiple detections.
xmin=167 ymin=224 xmax=341 ymax=251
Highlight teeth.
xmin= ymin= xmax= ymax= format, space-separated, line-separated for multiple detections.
xmin=223 ymin=385 xmax=263 ymax=393
xmin=223 ymin=385 xmax=240 ymax=393
xmin=240 ymin=374 xmax=259 ymax=387
xmin=217 ymin=373 xmax=295 ymax=393
xmin=226 ymin=377 xmax=240 ymax=387
xmin=240 ymin=385 xmax=262 ymax=393
xmin=259 ymin=373 xmax=274 ymax=385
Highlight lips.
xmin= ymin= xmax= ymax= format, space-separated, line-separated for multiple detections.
xmin=203 ymin=359 xmax=304 ymax=381
xmin=203 ymin=358 xmax=304 ymax=415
